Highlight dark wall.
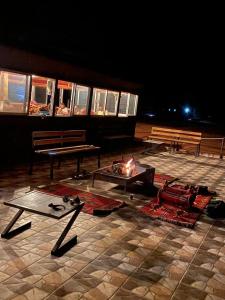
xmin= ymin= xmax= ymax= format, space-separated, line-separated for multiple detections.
xmin=0 ymin=115 xmax=136 ymax=166
xmin=0 ymin=45 xmax=143 ymax=94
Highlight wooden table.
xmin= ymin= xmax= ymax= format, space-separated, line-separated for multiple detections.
xmin=92 ymin=164 xmax=155 ymax=192
xmin=1 ymin=191 xmax=84 ymax=257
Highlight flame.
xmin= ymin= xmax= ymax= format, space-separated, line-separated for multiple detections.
xmin=126 ymin=158 xmax=133 ymax=167
xmin=125 ymin=158 xmax=134 ymax=176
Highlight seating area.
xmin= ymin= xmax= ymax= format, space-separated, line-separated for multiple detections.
xmin=146 ymin=126 xmax=202 ymax=156
xmin=29 ymin=130 xmax=100 ymax=179
xmin=1 ymin=144 xmax=225 ymax=299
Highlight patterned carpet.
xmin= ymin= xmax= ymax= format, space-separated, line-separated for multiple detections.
xmin=38 ymin=183 xmax=125 ymax=215
xmin=1 ymin=147 xmax=225 ymax=299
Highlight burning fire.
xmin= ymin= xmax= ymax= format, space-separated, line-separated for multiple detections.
xmin=124 ymin=158 xmax=135 ymax=176
xmin=111 ymin=157 xmax=136 ymax=177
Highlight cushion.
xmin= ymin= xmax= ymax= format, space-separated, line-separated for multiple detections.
xmin=157 ymin=189 xmax=195 ymax=209
xmin=192 ymin=194 xmax=212 ymax=211
xmin=163 ymin=185 xmax=192 ymax=195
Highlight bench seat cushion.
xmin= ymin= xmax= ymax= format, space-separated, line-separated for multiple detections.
xmin=157 ymin=190 xmax=195 ymax=209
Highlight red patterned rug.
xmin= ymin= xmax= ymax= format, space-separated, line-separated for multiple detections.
xmin=139 ymin=198 xmax=199 ymax=228
xmin=153 ymin=174 xmax=178 ymax=188
xmin=38 ymin=184 xmax=125 ymax=215
xmin=139 ymin=193 xmax=212 ymax=228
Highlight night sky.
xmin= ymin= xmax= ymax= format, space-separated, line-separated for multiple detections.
xmin=0 ymin=3 xmax=224 ymax=121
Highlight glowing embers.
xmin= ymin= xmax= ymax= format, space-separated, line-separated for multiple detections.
xmin=111 ymin=158 xmax=136 ymax=177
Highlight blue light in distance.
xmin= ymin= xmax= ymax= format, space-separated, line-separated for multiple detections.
xmin=184 ymin=107 xmax=190 ymax=114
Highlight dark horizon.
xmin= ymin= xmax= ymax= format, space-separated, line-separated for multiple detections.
xmin=0 ymin=3 xmax=224 ymax=122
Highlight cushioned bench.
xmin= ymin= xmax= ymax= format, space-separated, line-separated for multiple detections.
xmin=146 ymin=127 xmax=202 ymax=156
xmin=29 ymin=130 xmax=101 ymax=179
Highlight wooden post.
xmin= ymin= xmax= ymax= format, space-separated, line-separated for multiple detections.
xmin=220 ymin=138 xmax=225 ymax=159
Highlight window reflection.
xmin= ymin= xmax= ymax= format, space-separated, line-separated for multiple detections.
xmin=105 ymin=91 xmax=119 ymax=116
xmin=55 ymin=80 xmax=73 ymax=116
xmin=118 ymin=92 xmax=129 ymax=116
xmin=29 ymin=76 xmax=55 ymax=116
xmin=91 ymin=88 xmax=107 ymax=115
xmin=118 ymin=93 xmax=138 ymax=117
xmin=128 ymin=94 xmax=138 ymax=116
xmin=0 ymin=71 xmax=29 ymax=114
xmin=0 ymin=69 xmax=139 ymax=117
xmin=73 ymin=85 xmax=89 ymax=115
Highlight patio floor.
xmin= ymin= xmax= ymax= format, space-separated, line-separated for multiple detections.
xmin=1 ymin=147 xmax=225 ymax=300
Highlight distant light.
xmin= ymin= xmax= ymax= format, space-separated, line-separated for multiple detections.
xmin=174 ymin=109 xmax=176 ymax=112
xmin=168 ymin=108 xmax=171 ymax=112
xmin=145 ymin=113 xmax=155 ymax=118
xmin=184 ymin=107 xmax=190 ymax=114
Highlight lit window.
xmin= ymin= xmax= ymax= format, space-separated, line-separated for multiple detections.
xmin=118 ymin=93 xmax=129 ymax=117
xmin=73 ymin=85 xmax=90 ymax=115
xmin=55 ymin=80 xmax=74 ymax=117
xmin=91 ymin=88 xmax=107 ymax=115
xmin=29 ymin=75 xmax=55 ymax=116
xmin=128 ymin=94 xmax=138 ymax=116
xmin=105 ymin=90 xmax=119 ymax=116
xmin=0 ymin=71 xmax=30 ymax=114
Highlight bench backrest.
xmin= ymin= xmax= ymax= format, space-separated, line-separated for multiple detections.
xmin=32 ymin=130 xmax=86 ymax=149
xmin=151 ymin=127 xmax=202 ymax=143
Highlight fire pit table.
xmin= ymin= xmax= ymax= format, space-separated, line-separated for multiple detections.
xmin=92 ymin=163 xmax=155 ymax=192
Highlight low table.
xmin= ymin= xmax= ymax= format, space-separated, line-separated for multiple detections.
xmin=92 ymin=164 xmax=155 ymax=192
xmin=1 ymin=191 xmax=84 ymax=257
xmin=142 ymin=139 xmax=165 ymax=154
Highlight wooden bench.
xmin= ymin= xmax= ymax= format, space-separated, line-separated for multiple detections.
xmin=29 ymin=130 xmax=101 ymax=179
xmin=146 ymin=127 xmax=202 ymax=156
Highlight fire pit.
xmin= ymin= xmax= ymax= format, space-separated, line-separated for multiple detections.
xmin=111 ymin=158 xmax=136 ymax=177
xmin=92 ymin=159 xmax=155 ymax=193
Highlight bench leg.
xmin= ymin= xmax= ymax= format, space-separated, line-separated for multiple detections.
xmin=29 ymin=153 xmax=34 ymax=175
xmin=50 ymin=157 xmax=54 ymax=180
xmin=51 ymin=203 xmax=84 ymax=257
xmin=196 ymin=144 xmax=200 ymax=157
xmin=97 ymin=152 xmax=100 ymax=168
xmin=170 ymin=142 xmax=174 ymax=153
xmin=77 ymin=157 xmax=81 ymax=173
xmin=57 ymin=158 xmax=61 ymax=169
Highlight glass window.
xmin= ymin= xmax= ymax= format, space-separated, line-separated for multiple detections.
xmin=73 ymin=85 xmax=90 ymax=115
xmin=91 ymin=88 xmax=107 ymax=115
xmin=0 ymin=71 xmax=30 ymax=114
xmin=118 ymin=92 xmax=129 ymax=117
xmin=29 ymin=75 xmax=55 ymax=116
xmin=128 ymin=94 xmax=138 ymax=116
xmin=55 ymin=80 xmax=74 ymax=116
xmin=105 ymin=90 xmax=119 ymax=116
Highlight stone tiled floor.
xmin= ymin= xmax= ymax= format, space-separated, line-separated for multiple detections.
xmin=1 ymin=147 xmax=225 ymax=299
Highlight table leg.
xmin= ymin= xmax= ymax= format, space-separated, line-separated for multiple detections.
xmin=51 ymin=202 xmax=84 ymax=257
xmin=1 ymin=209 xmax=31 ymax=239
